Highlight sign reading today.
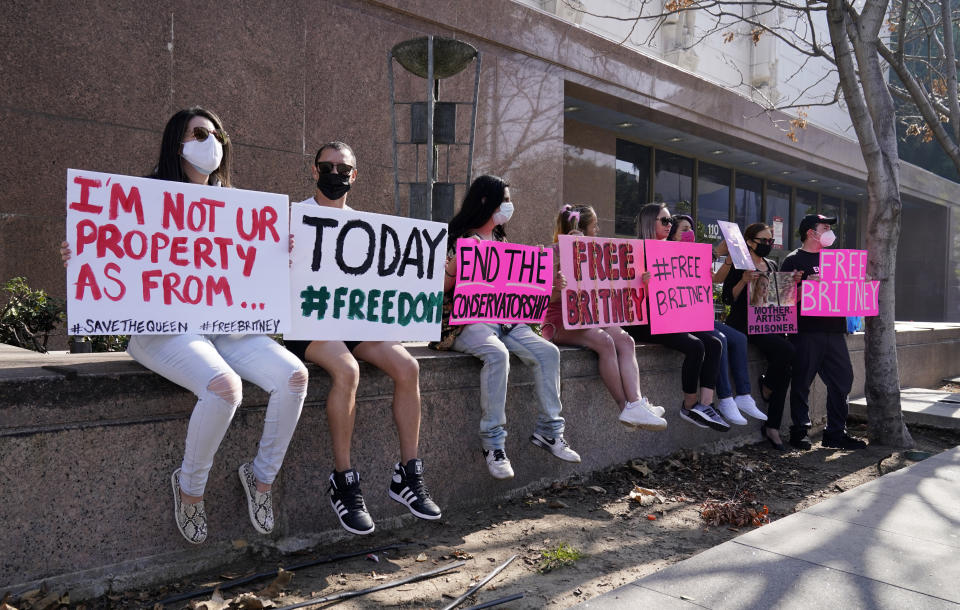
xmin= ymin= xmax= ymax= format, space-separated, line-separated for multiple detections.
xmin=644 ymin=240 xmax=714 ymax=335
xmin=286 ymin=203 xmax=447 ymax=341
xmin=65 ymin=169 xmax=290 ymax=335
xmin=450 ymin=239 xmax=553 ymax=325
xmin=558 ymin=234 xmax=646 ymax=329
xmin=800 ymin=249 xmax=879 ymax=316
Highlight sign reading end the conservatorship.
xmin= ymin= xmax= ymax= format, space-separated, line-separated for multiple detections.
xmin=65 ymin=169 xmax=290 ymax=335
xmin=286 ymin=203 xmax=447 ymax=341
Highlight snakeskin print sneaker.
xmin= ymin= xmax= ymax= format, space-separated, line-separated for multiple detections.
xmin=238 ymin=462 xmax=274 ymax=534
xmin=171 ymin=468 xmax=207 ymax=544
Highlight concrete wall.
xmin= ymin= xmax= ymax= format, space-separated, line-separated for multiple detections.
xmin=2 ymin=323 xmax=959 ymax=598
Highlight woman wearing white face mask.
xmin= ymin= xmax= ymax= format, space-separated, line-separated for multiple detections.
xmin=60 ymin=107 xmax=309 ymax=544
xmin=432 ymin=175 xmax=581 ymax=481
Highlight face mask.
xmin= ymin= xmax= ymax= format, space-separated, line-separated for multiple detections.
xmin=493 ymin=201 xmax=514 ymax=225
xmin=679 ymin=230 xmax=695 ymax=243
xmin=181 ymin=137 xmax=223 ymax=175
xmin=818 ymin=229 xmax=837 ymax=247
xmin=316 ymin=172 xmax=351 ymax=201
xmin=754 ymin=242 xmax=772 ymax=257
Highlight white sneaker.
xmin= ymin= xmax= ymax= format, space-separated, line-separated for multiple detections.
xmin=483 ymin=448 xmax=515 ymax=479
xmin=171 ymin=469 xmax=207 ymax=544
xmin=715 ymin=397 xmax=748 ymax=425
xmin=530 ymin=433 xmax=582 ymax=463
xmin=619 ymin=399 xmax=668 ymax=430
xmin=638 ymin=397 xmax=666 ymax=418
xmin=239 ymin=462 xmax=274 ymax=534
xmin=735 ymin=394 xmax=768 ymax=421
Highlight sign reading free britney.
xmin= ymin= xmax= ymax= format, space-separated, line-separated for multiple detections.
xmin=286 ymin=203 xmax=447 ymax=341
xmin=644 ymin=240 xmax=714 ymax=334
xmin=800 ymin=249 xmax=879 ymax=316
xmin=558 ymin=234 xmax=647 ymax=329
xmin=66 ymin=169 xmax=290 ymax=335
xmin=450 ymin=239 xmax=553 ymax=325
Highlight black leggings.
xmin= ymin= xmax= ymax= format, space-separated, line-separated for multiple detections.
xmin=748 ymin=333 xmax=795 ymax=429
xmin=626 ymin=325 xmax=722 ymax=394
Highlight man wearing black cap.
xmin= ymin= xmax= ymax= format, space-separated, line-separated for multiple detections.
xmin=780 ymin=214 xmax=867 ymax=450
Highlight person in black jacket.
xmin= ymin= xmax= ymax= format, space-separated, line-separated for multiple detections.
xmin=780 ymin=214 xmax=867 ymax=450
xmin=722 ymin=223 xmax=801 ymax=450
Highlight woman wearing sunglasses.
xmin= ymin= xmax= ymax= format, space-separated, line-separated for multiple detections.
xmin=722 ymin=223 xmax=802 ymax=450
xmin=61 ymin=107 xmax=309 ymax=544
xmin=625 ymin=203 xmax=728 ymax=431
xmin=667 ymin=216 xmax=767 ymax=427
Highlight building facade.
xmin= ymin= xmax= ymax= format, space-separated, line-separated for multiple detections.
xmin=1 ymin=0 xmax=957 ymax=324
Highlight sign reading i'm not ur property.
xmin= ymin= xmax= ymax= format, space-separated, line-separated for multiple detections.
xmin=286 ymin=203 xmax=448 ymax=341
xmin=65 ymin=169 xmax=290 ymax=335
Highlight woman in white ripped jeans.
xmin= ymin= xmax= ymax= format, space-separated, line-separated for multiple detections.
xmin=61 ymin=107 xmax=307 ymax=544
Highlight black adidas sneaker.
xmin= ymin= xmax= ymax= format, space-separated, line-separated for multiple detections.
xmin=328 ymin=469 xmax=375 ymax=535
xmin=388 ymin=458 xmax=442 ymax=520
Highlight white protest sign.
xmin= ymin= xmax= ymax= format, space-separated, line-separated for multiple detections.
xmin=286 ymin=203 xmax=447 ymax=341
xmin=66 ymin=169 xmax=290 ymax=335
xmin=717 ymin=220 xmax=756 ymax=271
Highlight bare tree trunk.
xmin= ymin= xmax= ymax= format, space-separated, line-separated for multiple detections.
xmin=828 ymin=0 xmax=913 ymax=447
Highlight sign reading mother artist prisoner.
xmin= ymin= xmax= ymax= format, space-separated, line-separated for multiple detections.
xmin=800 ymin=249 xmax=880 ymax=316
xmin=558 ymin=234 xmax=647 ymax=329
xmin=643 ymin=240 xmax=714 ymax=335
xmin=286 ymin=203 xmax=447 ymax=341
xmin=65 ymin=169 xmax=290 ymax=335
xmin=450 ymin=239 xmax=553 ymax=325
xmin=747 ymin=272 xmax=798 ymax=334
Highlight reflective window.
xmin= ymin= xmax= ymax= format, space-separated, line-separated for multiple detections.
xmin=842 ymin=200 xmax=859 ymax=249
xmin=767 ymin=182 xmax=791 ymax=254
xmin=793 ymin=189 xmax=819 ymax=248
xmin=821 ymin=195 xmax=842 ymax=246
xmin=734 ymin=173 xmax=762 ymax=229
xmin=697 ymin=162 xmax=731 ymax=244
xmin=654 ymin=151 xmax=693 ymax=208
xmin=614 ymin=140 xmax=651 ymax=236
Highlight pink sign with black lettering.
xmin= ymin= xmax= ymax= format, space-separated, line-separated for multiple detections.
xmin=644 ymin=240 xmax=714 ymax=334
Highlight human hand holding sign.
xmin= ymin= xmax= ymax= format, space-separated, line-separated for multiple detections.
xmin=60 ymin=240 xmax=72 ymax=267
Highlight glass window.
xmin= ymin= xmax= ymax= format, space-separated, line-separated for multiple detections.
xmin=793 ymin=189 xmax=819 ymax=249
xmin=653 ymin=150 xmax=693 ymax=208
xmin=767 ymin=182 xmax=791 ymax=255
xmin=842 ymin=200 xmax=859 ymax=249
xmin=614 ymin=140 xmax=651 ymax=236
xmin=697 ymin=162 xmax=731 ymax=244
xmin=734 ymin=173 xmax=762 ymax=229
xmin=821 ymin=195 xmax=842 ymax=246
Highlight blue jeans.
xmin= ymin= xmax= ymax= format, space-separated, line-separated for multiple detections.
xmin=711 ymin=323 xmax=751 ymax=399
xmin=452 ymin=323 xmax=565 ymax=451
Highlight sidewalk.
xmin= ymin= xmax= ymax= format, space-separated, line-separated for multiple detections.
xmin=580 ymin=446 xmax=960 ymax=609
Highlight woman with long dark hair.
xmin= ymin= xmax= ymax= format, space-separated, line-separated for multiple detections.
xmin=433 ymin=175 xmax=581 ymax=480
xmin=626 ymin=203 xmax=728 ymax=431
xmin=62 ymin=107 xmax=308 ymax=544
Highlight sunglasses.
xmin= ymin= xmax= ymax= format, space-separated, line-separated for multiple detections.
xmin=316 ymin=162 xmax=355 ymax=176
xmin=752 ymin=238 xmax=774 ymax=245
xmin=659 ymin=216 xmax=675 ymax=227
xmin=189 ymin=126 xmax=229 ymax=144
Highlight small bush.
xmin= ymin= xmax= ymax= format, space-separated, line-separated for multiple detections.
xmin=538 ymin=543 xmax=584 ymax=573
xmin=0 ymin=277 xmax=66 ymax=353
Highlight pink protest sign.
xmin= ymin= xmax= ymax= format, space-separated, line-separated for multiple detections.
xmin=450 ymin=239 xmax=553 ymax=324
xmin=800 ymin=249 xmax=879 ymax=316
xmin=747 ymin=272 xmax=798 ymax=334
xmin=644 ymin=240 xmax=714 ymax=334
xmin=557 ymin=235 xmax=646 ymax=329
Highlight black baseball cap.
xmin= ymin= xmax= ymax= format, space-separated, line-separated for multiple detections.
xmin=798 ymin=214 xmax=837 ymax=240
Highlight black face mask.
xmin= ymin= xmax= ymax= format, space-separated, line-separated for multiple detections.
xmin=753 ymin=242 xmax=772 ymax=258
xmin=316 ymin=172 xmax=351 ymax=201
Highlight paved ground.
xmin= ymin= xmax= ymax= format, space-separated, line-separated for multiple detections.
xmin=579 ymin=445 xmax=960 ymax=609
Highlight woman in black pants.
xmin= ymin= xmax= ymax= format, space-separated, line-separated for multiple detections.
xmin=626 ymin=203 xmax=727 ymax=431
xmin=722 ymin=222 xmax=802 ymax=449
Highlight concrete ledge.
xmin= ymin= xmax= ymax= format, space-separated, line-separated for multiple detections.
xmin=851 ymin=388 xmax=960 ymax=430
xmin=1 ymin=323 xmax=959 ymax=598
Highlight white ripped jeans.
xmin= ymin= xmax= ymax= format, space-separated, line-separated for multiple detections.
xmin=128 ymin=334 xmax=308 ymax=496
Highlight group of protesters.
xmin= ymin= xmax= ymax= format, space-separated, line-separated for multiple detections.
xmin=60 ymin=107 xmax=868 ymax=546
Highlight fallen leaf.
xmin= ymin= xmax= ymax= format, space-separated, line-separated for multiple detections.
xmin=549 ymin=500 xmax=568 ymax=509
xmin=32 ymin=591 xmax=65 ymax=610
xmin=629 ymin=460 xmax=652 ymax=476
xmin=233 ymin=593 xmax=265 ymax=609
xmin=257 ymin=568 xmax=293 ymax=599
xmin=189 ymin=588 xmax=228 ymax=610
xmin=587 ymin=485 xmax=607 ymax=494
xmin=416 ymin=553 xmax=428 ymax=562
xmin=453 ymin=549 xmax=473 ymax=560
xmin=629 ymin=485 xmax=664 ymax=506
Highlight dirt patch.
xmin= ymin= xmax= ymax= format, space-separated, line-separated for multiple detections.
xmin=21 ymin=417 xmax=960 ymax=610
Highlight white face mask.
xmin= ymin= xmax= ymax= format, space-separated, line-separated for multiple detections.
xmin=181 ymin=136 xmax=223 ymax=175
xmin=493 ymin=201 xmax=514 ymax=225
xmin=818 ymin=229 xmax=837 ymax=247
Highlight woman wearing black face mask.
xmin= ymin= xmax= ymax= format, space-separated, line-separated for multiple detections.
xmin=722 ymin=223 xmax=802 ymax=450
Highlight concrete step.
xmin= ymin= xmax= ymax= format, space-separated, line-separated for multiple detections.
xmin=849 ymin=388 xmax=960 ymax=430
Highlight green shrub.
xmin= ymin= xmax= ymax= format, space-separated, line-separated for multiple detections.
xmin=0 ymin=277 xmax=66 ymax=353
